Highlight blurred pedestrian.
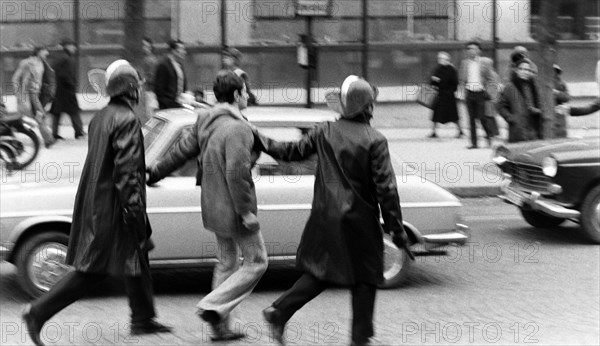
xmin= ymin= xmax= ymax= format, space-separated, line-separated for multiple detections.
xmin=551 ymin=64 xmax=571 ymax=138
xmin=459 ymin=41 xmax=501 ymax=149
xmin=22 ymin=60 xmax=172 ymax=346
xmin=11 ymin=46 xmax=55 ymax=147
xmin=39 ymin=50 xmax=56 ymax=109
xmin=258 ymin=75 xmax=412 ymax=346
xmin=506 ymin=46 xmax=538 ymax=78
xmin=429 ymin=51 xmax=463 ymax=138
xmin=497 ymin=58 xmax=542 ymax=143
xmin=50 ymin=40 xmax=85 ymax=140
xmin=223 ymin=47 xmax=258 ymax=105
xmin=140 ymin=37 xmax=158 ymax=121
xmin=147 ymin=70 xmax=266 ymax=341
xmin=154 ymin=39 xmax=187 ymax=109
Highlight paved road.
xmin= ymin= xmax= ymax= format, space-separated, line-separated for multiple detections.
xmin=1 ymin=198 xmax=598 ymax=345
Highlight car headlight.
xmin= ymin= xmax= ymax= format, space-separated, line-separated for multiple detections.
xmin=492 ymin=146 xmax=509 ymax=165
xmin=542 ymin=156 xmax=558 ymax=177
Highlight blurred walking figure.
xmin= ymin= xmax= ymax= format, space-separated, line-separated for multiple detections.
xmin=22 ymin=60 xmax=172 ymax=346
xmin=429 ymin=51 xmax=463 ymax=138
xmin=551 ymin=64 xmax=571 ymax=138
xmin=11 ymin=46 xmax=55 ymax=147
xmin=497 ymin=58 xmax=542 ymax=143
xmin=155 ymin=39 xmax=187 ymax=109
xmin=50 ymin=40 xmax=85 ymax=140
xmin=223 ymin=47 xmax=258 ymax=105
xmin=507 ymin=46 xmax=538 ymax=77
xmin=258 ymin=75 xmax=411 ymax=346
xmin=147 ymin=71 xmax=267 ymax=341
xmin=459 ymin=41 xmax=501 ymax=149
xmin=140 ymin=37 xmax=158 ymax=121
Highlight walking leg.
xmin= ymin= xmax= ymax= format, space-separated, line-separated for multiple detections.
xmin=350 ymin=283 xmax=377 ymax=345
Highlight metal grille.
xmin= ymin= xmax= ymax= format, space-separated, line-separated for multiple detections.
xmin=506 ymin=161 xmax=551 ymax=192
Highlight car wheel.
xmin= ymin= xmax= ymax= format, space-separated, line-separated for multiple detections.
xmin=14 ymin=232 xmax=71 ymax=298
xmin=521 ymin=207 xmax=565 ymax=228
xmin=379 ymin=236 xmax=411 ymax=289
xmin=580 ymin=185 xmax=600 ymax=244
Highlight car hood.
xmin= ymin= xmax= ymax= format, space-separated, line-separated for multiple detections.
xmin=504 ymin=137 xmax=600 ymax=165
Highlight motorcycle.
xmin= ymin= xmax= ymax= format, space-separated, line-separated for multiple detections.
xmin=0 ymin=116 xmax=41 ymax=171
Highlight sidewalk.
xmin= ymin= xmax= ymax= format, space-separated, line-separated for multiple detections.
xmin=41 ymin=100 xmax=600 ymax=198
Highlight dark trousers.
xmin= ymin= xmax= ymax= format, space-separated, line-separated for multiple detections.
xmin=466 ymin=90 xmax=498 ymax=147
xmin=272 ymin=273 xmax=377 ymax=344
xmin=30 ymin=270 xmax=156 ymax=325
xmin=51 ymin=110 xmax=84 ymax=138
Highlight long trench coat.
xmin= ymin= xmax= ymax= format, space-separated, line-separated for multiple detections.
xmin=431 ymin=64 xmax=459 ymax=124
xmin=50 ymin=53 xmax=79 ymax=116
xmin=258 ymin=115 xmax=405 ymax=286
xmin=67 ymin=98 xmax=151 ymax=276
xmin=148 ymin=104 xmax=259 ymax=237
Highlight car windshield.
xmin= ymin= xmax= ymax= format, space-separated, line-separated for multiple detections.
xmin=142 ymin=117 xmax=167 ymax=149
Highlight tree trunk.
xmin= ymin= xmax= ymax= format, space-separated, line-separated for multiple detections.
xmin=123 ymin=0 xmax=145 ymax=70
xmin=534 ymin=1 xmax=559 ymax=139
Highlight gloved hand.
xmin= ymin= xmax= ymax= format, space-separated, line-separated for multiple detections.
xmin=392 ymin=231 xmax=415 ymax=261
xmin=241 ymin=212 xmax=260 ymax=232
xmin=146 ymin=167 xmax=160 ymax=186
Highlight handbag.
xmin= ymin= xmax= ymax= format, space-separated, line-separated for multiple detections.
xmin=416 ymin=84 xmax=438 ymax=109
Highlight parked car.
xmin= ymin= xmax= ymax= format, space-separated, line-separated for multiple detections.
xmin=493 ymin=137 xmax=600 ymax=243
xmin=1 ymin=106 xmax=469 ymax=298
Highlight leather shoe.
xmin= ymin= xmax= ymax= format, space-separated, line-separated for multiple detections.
xmin=263 ymin=306 xmax=285 ymax=345
xmin=22 ymin=304 xmax=44 ymax=346
xmin=197 ymin=309 xmax=245 ymax=342
xmin=130 ymin=319 xmax=172 ymax=335
xmin=428 ymin=133 xmax=438 ymax=138
xmin=466 ymin=145 xmax=479 ymax=150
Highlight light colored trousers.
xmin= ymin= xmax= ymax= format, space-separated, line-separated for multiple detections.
xmin=197 ymin=230 xmax=268 ymax=326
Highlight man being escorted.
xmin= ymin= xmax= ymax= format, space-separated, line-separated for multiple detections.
xmin=258 ymin=75 xmax=411 ymax=346
xmin=147 ymin=71 xmax=267 ymax=341
xmin=22 ymin=60 xmax=171 ymax=346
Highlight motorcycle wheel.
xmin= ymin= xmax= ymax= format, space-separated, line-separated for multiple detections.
xmin=7 ymin=126 xmax=40 ymax=170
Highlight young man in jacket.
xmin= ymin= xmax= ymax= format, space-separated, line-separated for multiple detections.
xmin=257 ymin=75 xmax=411 ymax=346
xmin=154 ymin=39 xmax=187 ymax=110
xmin=22 ymin=60 xmax=171 ymax=346
xmin=147 ymin=70 xmax=268 ymax=341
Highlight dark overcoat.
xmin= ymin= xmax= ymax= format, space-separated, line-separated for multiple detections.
xmin=154 ymin=56 xmax=187 ymax=110
xmin=259 ymin=116 xmax=405 ymax=286
xmin=496 ymin=77 xmax=540 ymax=143
xmin=148 ymin=104 xmax=259 ymax=237
xmin=431 ymin=64 xmax=459 ymax=124
xmin=50 ymin=53 xmax=79 ymax=115
xmin=67 ymin=98 xmax=151 ymax=276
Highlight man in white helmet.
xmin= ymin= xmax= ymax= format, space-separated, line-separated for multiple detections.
xmin=258 ymin=75 xmax=412 ymax=346
xmin=22 ymin=60 xmax=171 ymax=346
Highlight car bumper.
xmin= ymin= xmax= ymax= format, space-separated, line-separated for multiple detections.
xmin=500 ymin=183 xmax=580 ymax=219
xmin=421 ymin=223 xmax=470 ymax=245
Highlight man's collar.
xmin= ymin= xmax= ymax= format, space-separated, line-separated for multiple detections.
xmin=212 ymin=103 xmax=247 ymax=121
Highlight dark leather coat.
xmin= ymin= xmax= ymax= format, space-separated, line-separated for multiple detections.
xmin=67 ymin=98 xmax=151 ymax=276
xmin=258 ymin=115 xmax=405 ymax=286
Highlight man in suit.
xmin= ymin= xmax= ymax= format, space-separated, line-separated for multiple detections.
xmin=154 ymin=39 xmax=187 ymax=110
xmin=459 ymin=41 xmax=501 ymax=149
xmin=50 ymin=40 xmax=85 ymax=140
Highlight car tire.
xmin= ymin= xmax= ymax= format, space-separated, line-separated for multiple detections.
xmin=14 ymin=232 xmax=70 ymax=299
xmin=521 ymin=207 xmax=565 ymax=228
xmin=580 ymin=185 xmax=600 ymax=244
xmin=379 ymin=236 xmax=411 ymax=289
